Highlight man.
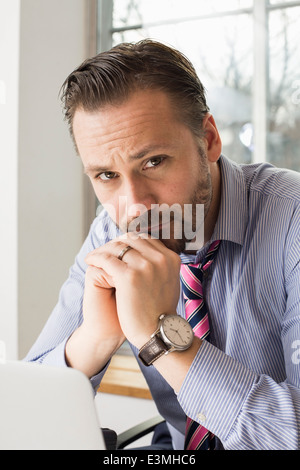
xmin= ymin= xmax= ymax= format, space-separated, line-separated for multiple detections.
xmin=26 ymin=40 xmax=300 ymax=450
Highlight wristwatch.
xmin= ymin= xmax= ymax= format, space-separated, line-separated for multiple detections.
xmin=138 ymin=314 xmax=194 ymax=366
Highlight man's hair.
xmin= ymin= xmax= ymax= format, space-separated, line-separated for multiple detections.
xmin=60 ymin=39 xmax=209 ymax=143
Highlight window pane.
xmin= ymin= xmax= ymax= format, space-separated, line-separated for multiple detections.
xmin=268 ymin=6 xmax=300 ymax=171
xmin=269 ymin=0 xmax=300 ymax=4
xmin=113 ymin=0 xmax=253 ymax=28
xmin=112 ymin=9 xmax=253 ymax=165
xmin=108 ymin=1 xmax=300 ymax=170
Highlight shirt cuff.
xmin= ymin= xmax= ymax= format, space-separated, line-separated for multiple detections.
xmin=177 ymin=340 xmax=258 ymax=441
xmin=38 ymin=339 xmax=69 ymax=367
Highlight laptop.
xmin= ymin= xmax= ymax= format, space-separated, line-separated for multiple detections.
xmin=0 ymin=360 xmax=106 ymax=450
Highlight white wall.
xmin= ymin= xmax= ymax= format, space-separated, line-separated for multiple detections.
xmin=0 ymin=0 xmax=91 ymax=359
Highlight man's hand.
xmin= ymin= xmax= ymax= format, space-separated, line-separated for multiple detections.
xmin=83 ymin=232 xmax=201 ymax=393
xmin=67 ymin=232 xmax=201 ymax=391
xmin=84 ymin=233 xmax=182 ymax=349
xmin=65 ymin=260 xmax=126 ymax=378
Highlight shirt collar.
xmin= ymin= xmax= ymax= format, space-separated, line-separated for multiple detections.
xmin=180 ymin=154 xmax=248 ymax=264
xmin=212 ymin=154 xmax=248 ymax=246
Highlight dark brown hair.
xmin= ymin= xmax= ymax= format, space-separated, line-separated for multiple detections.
xmin=60 ymin=39 xmax=209 ymax=142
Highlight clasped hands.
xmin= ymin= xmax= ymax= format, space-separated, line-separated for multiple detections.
xmin=83 ymin=232 xmax=181 ymax=352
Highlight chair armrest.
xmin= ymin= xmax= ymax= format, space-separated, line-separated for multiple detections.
xmin=116 ymin=415 xmax=165 ymax=449
xmin=101 ymin=428 xmax=117 ymax=450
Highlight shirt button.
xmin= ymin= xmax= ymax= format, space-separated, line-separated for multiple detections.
xmin=197 ymin=412 xmax=206 ymax=422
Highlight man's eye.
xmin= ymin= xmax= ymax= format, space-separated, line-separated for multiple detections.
xmin=144 ymin=157 xmax=164 ymax=169
xmin=97 ymin=171 xmax=118 ymax=181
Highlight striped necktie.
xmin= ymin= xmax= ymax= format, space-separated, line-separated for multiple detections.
xmin=180 ymin=240 xmax=221 ymax=450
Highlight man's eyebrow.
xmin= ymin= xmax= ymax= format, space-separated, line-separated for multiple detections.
xmin=84 ymin=164 xmax=109 ymax=175
xmin=84 ymin=145 xmax=169 ymax=174
xmin=128 ymin=145 xmax=167 ymax=161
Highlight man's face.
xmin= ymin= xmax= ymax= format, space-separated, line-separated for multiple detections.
xmin=73 ymin=89 xmax=214 ymax=253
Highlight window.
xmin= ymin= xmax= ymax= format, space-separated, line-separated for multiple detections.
xmin=97 ymin=0 xmax=300 ymax=171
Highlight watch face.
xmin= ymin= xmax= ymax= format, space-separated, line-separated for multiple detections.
xmin=161 ymin=315 xmax=194 ymax=350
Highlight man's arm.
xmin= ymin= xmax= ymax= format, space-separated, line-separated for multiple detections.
xmin=65 ymin=275 xmax=125 ymax=378
xmin=83 ymin=232 xmax=204 ymax=391
xmin=178 ymin=223 xmax=300 ymax=450
xmin=25 ymin=213 xmax=123 ymax=388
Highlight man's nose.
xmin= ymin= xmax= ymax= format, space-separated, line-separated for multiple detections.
xmin=122 ymin=177 xmax=156 ymax=219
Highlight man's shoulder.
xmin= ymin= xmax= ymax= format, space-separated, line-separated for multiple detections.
xmin=240 ymin=159 xmax=300 ymax=204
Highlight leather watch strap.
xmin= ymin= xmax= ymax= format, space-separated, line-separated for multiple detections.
xmin=138 ymin=335 xmax=169 ymax=366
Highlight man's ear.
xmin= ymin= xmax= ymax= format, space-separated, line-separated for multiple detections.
xmin=202 ymin=113 xmax=222 ymax=163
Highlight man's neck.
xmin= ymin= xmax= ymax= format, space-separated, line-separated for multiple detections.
xmin=184 ymin=160 xmax=222 ymax=255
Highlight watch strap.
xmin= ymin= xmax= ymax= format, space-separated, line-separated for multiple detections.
xmin=138 ymin=335 xmax=169 ymax=367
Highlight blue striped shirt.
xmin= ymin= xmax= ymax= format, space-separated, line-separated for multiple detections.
xmin=25 ymin=155 xmax=300 ymax=450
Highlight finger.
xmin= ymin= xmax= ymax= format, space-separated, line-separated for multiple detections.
xmin=85 ymin=231 xmax=179 ymax=271
xmin=85 ymin=265 xmax=115 ymax=289
xmin=85 ymin=251 xmax=128 ymax=279
xmin=85 ymin=239 xmax=131 ymax=263
xmin=118 ymin=232 xmax=169 ymax=258
xmin=85 ymin=243 xmax=146 ymax=269
xmin=85 ymin=234 xmax=165 ymax=264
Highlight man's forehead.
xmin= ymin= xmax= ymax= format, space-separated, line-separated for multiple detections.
xmin=72 ymin=91 xmax=185 ymax=162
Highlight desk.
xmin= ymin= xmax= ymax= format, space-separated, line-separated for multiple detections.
xmin=98 ymin=354 xmax=152 ymax=400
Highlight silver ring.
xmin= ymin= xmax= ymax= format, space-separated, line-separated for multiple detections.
xmin=117 ymin=245 xmax=132 ymax=261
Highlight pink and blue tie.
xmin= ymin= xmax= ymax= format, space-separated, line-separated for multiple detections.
xmin=180 ymin=240 xmax=221 ymax=450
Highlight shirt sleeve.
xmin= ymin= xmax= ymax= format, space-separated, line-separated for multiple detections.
xmin=24 ymin=214 xmax=112 ymax=391
xmin=177 ymin=209 xmax=300 ymax=450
